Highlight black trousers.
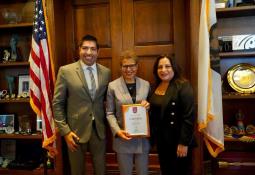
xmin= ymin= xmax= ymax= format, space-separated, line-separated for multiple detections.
xmin=157 ymin=142 xmax=192 ymax=175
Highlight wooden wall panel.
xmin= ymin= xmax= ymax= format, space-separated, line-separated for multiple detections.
xmin=65 ymin=0 xmax=112 ymax=64
xmin=97 ymin=57 xmax=112 ymax=69
xmin=109 ymin=0 xmax=123 ymax=80
xmin=137 ymin=56 xmax=157 ymax=83
xmin=122 ymin=0 xmax=176 ymax=83
xmin=134 ymin=0 xmax=173 ymax=45
xmin=173 ymin=0 xmax=188 ymax=77
xmin=74 ymin=4 xmax=111 ymax=48
xmin=189 ymin=1 xmax=203 ymax=174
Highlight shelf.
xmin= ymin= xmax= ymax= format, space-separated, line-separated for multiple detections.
xmin=0 ymin=61 xmax=30 ymax=67
xmin=224 ymin=137 xmax=241 ymax=142
xmin=0 ymin=133 xmax=42 ymax=140
xmin=217 ymin=151 xmax=255 ymax=160
xmin=0 ymin=23 xmax=33 ymax=29
xmin=0 ymin=168 xmax=54 ymax=175
xmin=224 ymin=137 xmax=255 ymax=142
xmin=219 ymin=51 xmax=255 ymax=58
xmin=217 ymin=6 xmax=255 ymax=18
xmin=223 ymin=93 xmax=255 ymax=100
xmin=0 ymin=98 xmax=30 ymax=103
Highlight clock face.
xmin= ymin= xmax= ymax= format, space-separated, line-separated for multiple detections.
xmin=5 ymin=126 xmax=14 ymax=134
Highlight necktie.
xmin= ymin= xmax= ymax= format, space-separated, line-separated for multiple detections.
xmin=87 ymin=67 xmax=96 ymax=99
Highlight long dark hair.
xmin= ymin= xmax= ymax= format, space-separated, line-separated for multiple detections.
xmin=153 ymin=55 xmax=186 ymax=86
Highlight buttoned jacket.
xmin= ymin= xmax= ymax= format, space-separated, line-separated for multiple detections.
xmin=106 ymin=76 xmax=150 ymax=153
xmin=53 ymin=61 xmax=111 ymax=143
xmin=149 ymin=81 xmax=196 ymax=147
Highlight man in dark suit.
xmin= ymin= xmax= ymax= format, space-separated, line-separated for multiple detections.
xmin=53 ymin=34 xmax=111 ymax=175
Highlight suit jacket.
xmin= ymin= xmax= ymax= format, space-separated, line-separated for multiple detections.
xmin=149 ymin=81 xmax=197 ymax=148
xmin=53 ymin=61 xmax=111 ymax=143
xmin=106 ymin=76 xmax=150 ymax=153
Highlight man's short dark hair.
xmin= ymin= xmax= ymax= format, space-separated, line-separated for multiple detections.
xmin=79 ymin=34 xmax=99 ymax=49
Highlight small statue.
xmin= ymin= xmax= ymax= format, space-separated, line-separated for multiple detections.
xmin=3 ymin=49 xmax=11 ymax=62
xmin=0 ymin=90 xmax=7 ymax=99
xmin=6 ymin=76 xmax=15 ymax=97
xmin=231 ymin=126 xmax=239 ymax=136
xmin=235 ymin=110 xmax=246 ymax=135
xmin=9 ymin=34 xmax=19 ymax=61
xmin=246 ymin=125 xmax=255 ymax=135
xmin=224 ymin=124 xmax=233 ymax=137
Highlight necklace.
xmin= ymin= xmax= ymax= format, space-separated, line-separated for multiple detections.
xmin=127 ymin=83 xmax=135 ymax=91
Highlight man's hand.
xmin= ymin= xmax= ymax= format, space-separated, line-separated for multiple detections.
xmin=64 ymin=132 xmax=80 ymax=152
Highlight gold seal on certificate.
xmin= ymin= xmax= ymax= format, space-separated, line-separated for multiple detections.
xmin=122 ymin=104 xmax=150 ymax=137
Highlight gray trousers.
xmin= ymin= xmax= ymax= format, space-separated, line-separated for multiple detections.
xmin=117 ymin=152 xmax=149 ymax=175
xmin=67 ymin=127 xmax=106 ymax=175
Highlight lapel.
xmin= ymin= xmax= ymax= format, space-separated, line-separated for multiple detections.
xmin=75 ymin=61 xmax=91 ymax=99
xmin=119 ymin=76 xmax=134 ymax=104
xmin=94 ymin=64 xmax=103 ymax=99
xmin=135 ymin=77 xmax=141 ymax=103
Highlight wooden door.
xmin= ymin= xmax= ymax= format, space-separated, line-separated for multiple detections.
xmin=61 ymin=0 xmax=190 ymax=173
xmin=65 ymin=0 xmax=189 ymax=81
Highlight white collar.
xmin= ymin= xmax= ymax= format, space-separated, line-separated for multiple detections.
xmin=80 ymin=60 xmax=97 ymax=71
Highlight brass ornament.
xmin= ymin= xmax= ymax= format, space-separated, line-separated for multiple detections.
xmin=227 ymin=63 xmax=255 ymax=93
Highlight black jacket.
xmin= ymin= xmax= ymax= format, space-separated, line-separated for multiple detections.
xmin=149 ymin=81 xmax=197 ymax=148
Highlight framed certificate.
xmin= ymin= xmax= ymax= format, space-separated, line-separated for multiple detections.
xmin=122 ymin=104 xmax=150 ymax=137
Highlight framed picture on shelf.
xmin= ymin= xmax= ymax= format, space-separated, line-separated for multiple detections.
xmin=0 ymin=47 xmax=11 ymax=63
xmin=18 ymin=115 xmax=32 ymax=134
xmin=18 ymin=74 xmax=29 ymax=97
xmin=0 ymin=114 xmax=15 ymax=134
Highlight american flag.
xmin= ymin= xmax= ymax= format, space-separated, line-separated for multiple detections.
xmin=29 ymin=0 xmax=57 ymax=157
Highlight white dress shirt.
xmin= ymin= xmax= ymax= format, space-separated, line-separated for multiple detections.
xmin=80 ymin=60 xmax=99 ymax=90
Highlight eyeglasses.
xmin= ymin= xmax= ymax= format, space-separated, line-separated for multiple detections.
xmin=122 ymin=64 xmax=137 ymax=69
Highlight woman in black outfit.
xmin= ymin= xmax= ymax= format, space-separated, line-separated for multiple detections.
xmin=148 ymin=55 xmax=197 ymax=175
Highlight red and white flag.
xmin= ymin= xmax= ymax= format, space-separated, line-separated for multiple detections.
xmin=29 ymin=0 xmax=57 ymax=157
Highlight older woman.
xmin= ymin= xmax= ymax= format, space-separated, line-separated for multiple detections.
xmin=106 ymin=50 xmax=150 ymax=175
xmin=149 ymin=55 xmax=197 ymax=175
